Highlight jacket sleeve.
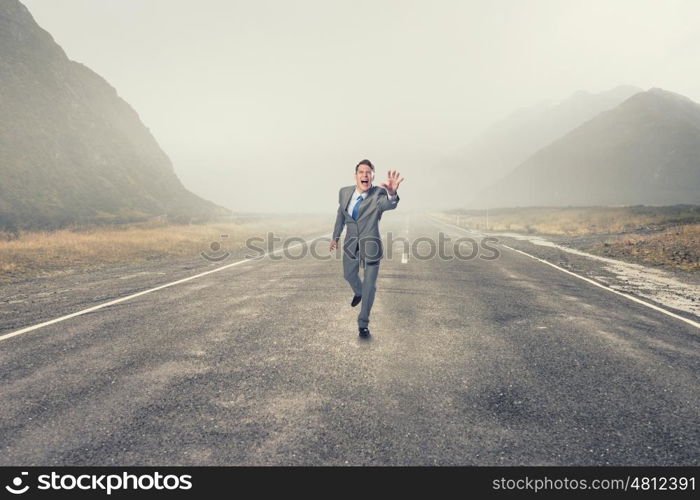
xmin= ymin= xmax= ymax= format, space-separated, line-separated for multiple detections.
xmin=377 ymin=189 xmax=400 ymax=213
xmin=332 ymin=188 xmax=345 ymax=240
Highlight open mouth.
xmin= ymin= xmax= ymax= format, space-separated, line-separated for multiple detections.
xmin=361 ymin=180 xmax=369 ymax=186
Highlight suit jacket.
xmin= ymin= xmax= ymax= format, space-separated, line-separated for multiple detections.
xmin=332 ymin=185 xmax=400 ymax=262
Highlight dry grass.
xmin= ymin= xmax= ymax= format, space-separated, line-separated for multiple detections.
xmin=433 ymin=206 xmax=700 ymax=271
xmin=433 ymin=206 xmax=699 ymax=236
xmin=589 ymin=223 xmax=700 ymax=271
xmin=0 ymin=215 xmax=328 ymax=282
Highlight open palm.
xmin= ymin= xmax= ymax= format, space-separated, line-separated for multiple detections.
xmin=380 ymin=169 xmax=404 ymax=195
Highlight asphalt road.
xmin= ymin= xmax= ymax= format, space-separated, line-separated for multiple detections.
xmin=0 ymin=213 xmax=698 ymax=465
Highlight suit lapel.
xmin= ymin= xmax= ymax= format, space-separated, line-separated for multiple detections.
xmin=341 ymin=186 xmax=354 ymax=216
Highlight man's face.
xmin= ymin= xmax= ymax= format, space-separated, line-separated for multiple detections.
xmin=355 ymin=165 xmax=374 ymax=193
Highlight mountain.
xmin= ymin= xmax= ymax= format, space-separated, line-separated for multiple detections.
xmin=427 ymin=85 xmax=642 ymax=209
xmin=473 ymin=88 xmax=700 ymax=208
xmin=0 ymin=0 xmax=228 ymax=230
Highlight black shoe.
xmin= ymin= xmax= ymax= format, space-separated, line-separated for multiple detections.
xmin=351 ymin=295 xmax=362 ymax=307
xmin=358 ymin=327 xmax=370 ymax=338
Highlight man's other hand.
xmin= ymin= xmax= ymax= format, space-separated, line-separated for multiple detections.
xmin=329 ymin=238 xmax=338 ymax=251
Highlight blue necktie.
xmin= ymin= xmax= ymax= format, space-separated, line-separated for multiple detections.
xmin=351 ymin=195 xmax=363 ymax=220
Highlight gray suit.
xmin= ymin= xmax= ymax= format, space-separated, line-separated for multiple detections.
xmin=332 ymin=185 xmax=400 ymax=327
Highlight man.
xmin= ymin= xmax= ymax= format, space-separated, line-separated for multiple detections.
xmin=329 ymin=159 xmax=404 ymax=338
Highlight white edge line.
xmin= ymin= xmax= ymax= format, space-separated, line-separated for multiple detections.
xmin=1 ymin=232 xmax=332 ymax=343
xmin=428 ymin=215 xmax=700 ymax=330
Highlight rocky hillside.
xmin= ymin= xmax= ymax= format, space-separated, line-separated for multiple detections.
xmin=0 ymin=0 xmax=228 ymax=230
xmin=474 ymin=88 xmax=700 ymax=208
xmin=429 ymin=85 xmax=641 ymax=209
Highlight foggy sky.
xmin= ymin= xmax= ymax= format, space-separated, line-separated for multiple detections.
xmin=22 ymin=0 xmax=700 ymax=213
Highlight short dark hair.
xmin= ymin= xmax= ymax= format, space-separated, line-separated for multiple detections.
xmin=355 ymin=159 xmax=374 ymax=173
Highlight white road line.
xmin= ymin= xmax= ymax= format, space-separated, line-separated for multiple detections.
xmin=428 ymin=215 xmax=700 ymax=330
xmin=0 ymin=233 xmax=331 ymax=343
xmin=501 ymin=244 xmax=700 ymax=329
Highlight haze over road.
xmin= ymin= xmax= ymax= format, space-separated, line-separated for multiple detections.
xmin=1 ymin=214 xmax=698 ymax=465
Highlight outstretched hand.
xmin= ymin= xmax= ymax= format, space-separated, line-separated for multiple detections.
xmin=380 ymin=169 xmax=404 ymax=195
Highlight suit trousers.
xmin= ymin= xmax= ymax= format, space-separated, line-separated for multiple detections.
xmin=343 ymin=245 xmax=380 ymax=328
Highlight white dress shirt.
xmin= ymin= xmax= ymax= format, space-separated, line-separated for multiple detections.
xmin=346 ymin=187 xmax=397 ymax=217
